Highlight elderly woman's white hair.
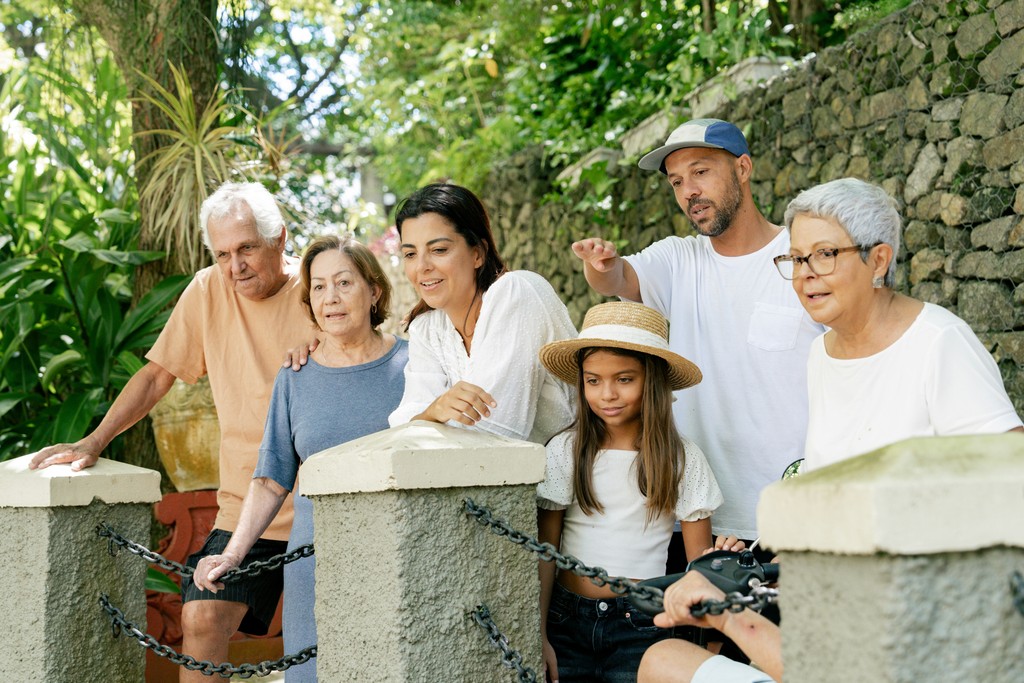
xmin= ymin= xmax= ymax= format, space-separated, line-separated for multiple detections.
xmin=784 ymin=178 xmax=901 ymax=287
xmin=199 ymin=182 xmax=284 ymax=251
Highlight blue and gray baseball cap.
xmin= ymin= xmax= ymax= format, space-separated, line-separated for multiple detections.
xmin=638 ymin=118 xmax=750 ymax=174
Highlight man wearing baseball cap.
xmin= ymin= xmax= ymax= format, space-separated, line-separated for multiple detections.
xmin=572 ymin=118 xmax=823 ymax=553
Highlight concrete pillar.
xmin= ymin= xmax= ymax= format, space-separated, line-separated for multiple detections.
xmin=758 ymin=434 xmax=1024 ymax=683
xmin=302 ymin=421 xmax=545 ymax=681
xmin=0 ymin=455 xmax=162 ymax=682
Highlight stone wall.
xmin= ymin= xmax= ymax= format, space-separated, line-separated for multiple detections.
xmin=482 ymin=0 xmax=1024 ymax=413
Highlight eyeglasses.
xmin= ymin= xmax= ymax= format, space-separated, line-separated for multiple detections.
xmin=773 ymin=243 xmax=880 ymax=280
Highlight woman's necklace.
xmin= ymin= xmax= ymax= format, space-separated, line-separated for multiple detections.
xmin=456 ymin=288 xmax=481 ymax=342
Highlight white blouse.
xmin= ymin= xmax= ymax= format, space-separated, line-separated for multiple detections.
xmin=537 ymin=431 xmax=723 ymax=578
xmin=388 ymin=270 xmax=577 ymax=444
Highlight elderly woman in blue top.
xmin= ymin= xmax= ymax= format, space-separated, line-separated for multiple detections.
xmin=192 ymin=235 xmax=408 ymax=682
xmin=775 ymin=178 xmax=1022 ymax=471
xmin=388 ymin=183 xmax=576 ymax=443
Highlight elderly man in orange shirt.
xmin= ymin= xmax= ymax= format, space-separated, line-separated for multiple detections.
xmin=31 ymin=181 xmax=314 ymax=682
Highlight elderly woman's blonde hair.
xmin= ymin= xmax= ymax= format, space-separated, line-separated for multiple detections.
xmin=784 ymin=178 xmax=901 ymax=287
xmin=300 ymin=235 xmax=392 ymax=330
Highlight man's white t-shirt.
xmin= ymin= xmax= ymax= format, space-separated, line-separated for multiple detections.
xmin=804 ymin=303 xmax=1022 ymax=470
xmin=626 ymin=230 xmax=824 ymax=539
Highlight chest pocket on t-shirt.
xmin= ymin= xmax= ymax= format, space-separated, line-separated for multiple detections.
xmin=747 ymin=302 xmax=804 ymax=352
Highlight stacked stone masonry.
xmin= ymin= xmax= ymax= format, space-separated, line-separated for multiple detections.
xmin=482 ymin=0 xmax=1024 ymax=414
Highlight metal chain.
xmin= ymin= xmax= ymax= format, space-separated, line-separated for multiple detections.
xmin=689 ymin=581 xmax=779 ymax=617
xmin=463 ymin=498 xmax=778 ymax=616
xmin=96 ymin=523 xmax=314 ymax=582
xmin=1011 ymin=571 xmax=1024 ymax=617
xmin=470 ymin=605 xmax=538 ymax=683
xmin=99 ymin=594 xmax=315 ymax=678
xmin=463 ymin=498 xmax=664 ymax=604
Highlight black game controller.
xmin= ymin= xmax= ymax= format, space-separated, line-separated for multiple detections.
xmin=630 ymin=550 xmax=779 ymax=617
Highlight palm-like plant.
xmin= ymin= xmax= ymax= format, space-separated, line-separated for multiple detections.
xmin=135 ymin=63 xmax=289 ymax=274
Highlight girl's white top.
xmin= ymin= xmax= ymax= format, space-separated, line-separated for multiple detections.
xmin=537 ymin=430 xmax=723 ymax=578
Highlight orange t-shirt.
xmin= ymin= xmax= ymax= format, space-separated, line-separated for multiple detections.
xmin=147 ymin=258 xmax=314 ymax=540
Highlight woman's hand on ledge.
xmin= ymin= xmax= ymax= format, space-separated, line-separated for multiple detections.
xmin=415 ymin=381 xmax=497 ymax=426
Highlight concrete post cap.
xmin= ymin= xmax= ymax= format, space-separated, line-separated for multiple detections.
xmin=301 ymin=420 xmax=546 ymax=495
xmin=758 ymin=433 xmax=1024 ymax=555
xmin=0 ymin=455 xmax=162 ymax=508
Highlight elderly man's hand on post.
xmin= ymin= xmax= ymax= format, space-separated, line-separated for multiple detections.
xmin=572 ymin=238 xmax=621 ymax=272
xmin=29 ymin=437 xmax=102 ymax=471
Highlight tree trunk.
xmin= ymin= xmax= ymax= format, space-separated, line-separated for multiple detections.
xmin=790 ymin=0 xmax=826 ymax=52
xmin=701 ymin=0 xmax=716 ymax=34
xmin=72 ymin=0 xmax=219 ymax=471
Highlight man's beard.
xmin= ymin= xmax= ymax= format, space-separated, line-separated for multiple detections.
xmin=687 ymin=172 xmax=742 ymax=238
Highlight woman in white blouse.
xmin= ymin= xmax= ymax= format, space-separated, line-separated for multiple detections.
xmin=388 ymin=183 xmax=576 ymax=444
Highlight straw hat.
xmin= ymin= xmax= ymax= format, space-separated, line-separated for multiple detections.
xmin=540 ymin=302 xmax=702 ymax=390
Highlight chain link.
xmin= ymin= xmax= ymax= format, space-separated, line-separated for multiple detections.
xmin=1011 ymin=571 xmax=1024 ymax=618
xmin=689 ymin=580 xmax=779 ymax=617
xmin=470 ymin=605 xmax=539 ymax=683
xmin=96 ymin=523 xmax=313 ymax=582
xmin=99 ymin=594 xmax=315 ymax=677
xmin=463 ymin=498 xmax=778 ymax=617
xmin=463 ymin=498 xmax=664 ymax=604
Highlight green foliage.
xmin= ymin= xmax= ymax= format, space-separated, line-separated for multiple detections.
xmin=0 ymin=55 xmax=189 ymax=461
xmin=833 ymin=0 xmax=915 ymax=35
xmin=346 ymin=0 xmax=819 ymax=200
xmin=146 ymin=567 xmax=180 ymax=594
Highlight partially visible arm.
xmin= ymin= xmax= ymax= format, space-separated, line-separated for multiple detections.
xmin=571 ymin=238 xmax=642 ymax=302
xmin=388 ymin=318 xmax=451 ymax=427
xmin=655 ymin=571 xmax=782 ymax=682
xmin=679 ymin=517 xmax=713 ymax=564
xmin=29 ymin=361 xmax=177 ymax=470
xmin=192 ymin=477 xmax=289 ymax=592
xmin=538 ymin=507 xmax=565 ymax=682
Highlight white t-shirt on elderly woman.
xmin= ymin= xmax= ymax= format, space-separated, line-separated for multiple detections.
xmin=388 ymin=270 xmax=576 ymax=444
xmin=804 ymin=302 xmax=1022 ymax=470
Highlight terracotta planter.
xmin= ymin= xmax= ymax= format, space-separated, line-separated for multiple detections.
xmin=150 ymin=376 xmax=220 ymax=492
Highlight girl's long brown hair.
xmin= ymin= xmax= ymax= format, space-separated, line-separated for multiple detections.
xmin=572 ymin=347 xmax=684 ymax=525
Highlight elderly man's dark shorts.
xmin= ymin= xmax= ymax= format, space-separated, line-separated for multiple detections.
xmin=181 ymin=528 xmax=286 ymax=636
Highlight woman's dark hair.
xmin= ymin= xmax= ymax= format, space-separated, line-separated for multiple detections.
xmin=394 ymin=183 xmax=506 ymax=328
xmin=300 ymin=235 xmax=392 ymax=330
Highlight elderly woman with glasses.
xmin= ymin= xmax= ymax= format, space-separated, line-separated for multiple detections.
xmin=774 ymin=177 xmax=1022 ymax=471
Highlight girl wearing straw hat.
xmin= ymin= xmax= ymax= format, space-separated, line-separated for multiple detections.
xmin=537 ymin=301 xmax=723 ymax=683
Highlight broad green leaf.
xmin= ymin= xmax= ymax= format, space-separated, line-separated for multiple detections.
xmin=40 ymin=349 xmax=84 ymax=390
xmin=115 ymin=351 xmax=145 ymax=377
xmin=59 ymin=233 xmax=97 ymax=253
xmin=115 ymin=274 xmax=192 ymax=349
xmin=91 ymin=249 xmax=167 ymax=267
xmin=95 ymin=208 xmax=135 ymax=224
xmin=0 ymin=258 xmax=35 ymax=283
xmin=51 ymin=390 xmax=102 ymax=444
xmin=0 ymin=393 xmax=32 ymax=421
xmin=146 ymin=567 xmax=180 ymax=594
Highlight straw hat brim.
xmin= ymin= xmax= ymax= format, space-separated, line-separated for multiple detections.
xmin=540 ymin=338 xmax=702 ymax=391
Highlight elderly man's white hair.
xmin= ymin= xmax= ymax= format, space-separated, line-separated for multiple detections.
xmin=199 ymin=182 xmax=284 ymax=251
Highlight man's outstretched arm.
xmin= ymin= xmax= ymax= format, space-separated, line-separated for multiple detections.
xmin=572 ymin=237 xmax=643 ymax=302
